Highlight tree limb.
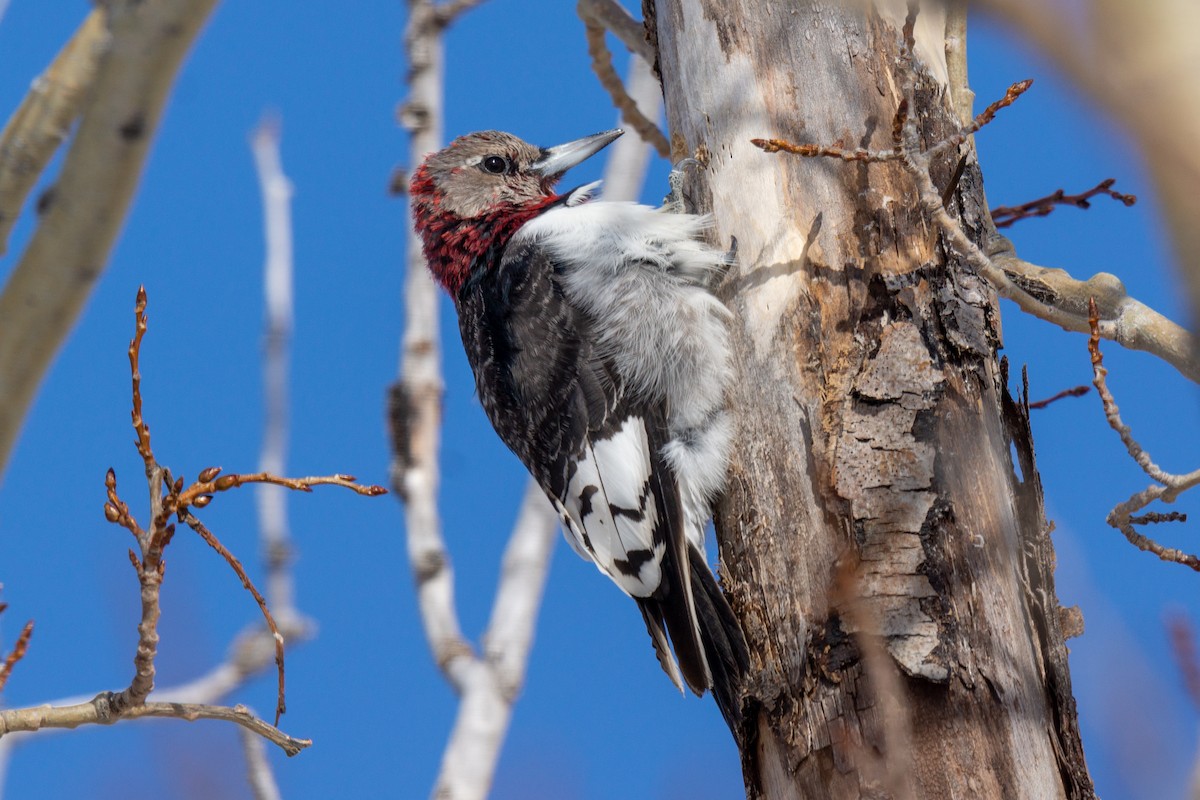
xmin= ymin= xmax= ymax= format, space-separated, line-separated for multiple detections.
xmin=0 ymin=9 xmax=109 ymax=255
xmin=0 ymin=695 xmax=310 ymax=756
xmin=0 ymin=0 xmax=221 ymax=483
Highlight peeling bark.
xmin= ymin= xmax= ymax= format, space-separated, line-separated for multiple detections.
xmin=650 ymin=1 xmax=1092 ymax=797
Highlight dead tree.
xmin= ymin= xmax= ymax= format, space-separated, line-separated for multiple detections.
xmin=647 ymin=2 xmax=1094 ymax=796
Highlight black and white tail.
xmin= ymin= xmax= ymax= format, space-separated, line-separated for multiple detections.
xmin=637 ymin=536 xmax=750 ymax=732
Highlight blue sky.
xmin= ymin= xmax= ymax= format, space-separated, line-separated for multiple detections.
xmin=0 ymin=3 xmax=1196 ymax=799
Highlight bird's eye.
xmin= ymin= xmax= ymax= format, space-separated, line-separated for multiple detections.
xmin=481 ymin=155 xmax=508 ymax=174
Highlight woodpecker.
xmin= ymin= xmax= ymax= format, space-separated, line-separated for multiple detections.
xmin=410 ymin=128 xmax=748 ymax=728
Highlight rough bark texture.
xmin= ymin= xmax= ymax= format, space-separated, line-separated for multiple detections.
xmin=649 ymin=1 xmax=1092 ymax=797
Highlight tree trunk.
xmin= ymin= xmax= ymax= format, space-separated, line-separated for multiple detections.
xmin=647 ymin=1 xmax=1094 ymax=797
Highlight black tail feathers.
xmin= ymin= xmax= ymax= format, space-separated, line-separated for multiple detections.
xmin=637 ymin=544 xmax=750 ymax=732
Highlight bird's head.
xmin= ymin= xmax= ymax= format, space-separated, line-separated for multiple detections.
xmin=411 ymin=129 xmax=622 ymax=296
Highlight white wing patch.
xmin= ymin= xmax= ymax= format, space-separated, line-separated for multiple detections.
xmin=558 ymin=416 xmax=664 ymax=598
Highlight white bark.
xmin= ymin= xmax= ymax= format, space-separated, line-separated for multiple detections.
xmin=0 ymin=0 xmax=221 ymax=483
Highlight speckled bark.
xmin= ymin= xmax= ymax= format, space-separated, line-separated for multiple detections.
xmin=648 ymin=1 xmax=1093 ymax=797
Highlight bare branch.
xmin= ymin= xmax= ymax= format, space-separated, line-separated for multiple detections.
xmin=180 ymin=510 xmax=288 ymax=725
xmin=251 ymin=115 xmax=300 ymax=624
xmin=0 ymin=695 xmax=310 ymax=756
xmin=395 ymin=0 xmax=473 ymax=689
xmin=1087 ymin=299 xmax=1200 ymax=571
xmin=0 ymin=0 xmax=221 ymax=483
xmin=579 ymin=1 xmax=669 ymax=157
xmin=1027 ymin=385 xmax=1090 ymax=410
xmin=976 ymin=0 xmax=1200 ymax=322
xmin=751 ymin=137 xmax=900 ymax=163
xmin=481 ymin=484 xmax=558 ymax=700
xmin=0 ymin=9 xmax=109 ymax=255
xmin=599 ymin=54 xmax=662 ymax=202
xmin=577 ymin=0 xmax=654 ymax=64
xmin=928 ymin=78 xmax=1033 ymax=158
xmin=431 ymin=0 xmax=489 ymax=28
xmin=0 ymin=622 xmax=33 ymax=694
xmin=991 ymin=178 xmax=1137 ymax=229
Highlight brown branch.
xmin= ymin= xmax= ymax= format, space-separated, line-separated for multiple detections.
xmin=751 ymin=137 xmax=900 ymax=162
xmin=580 ymin=3 xmax=669 ymax=158
xmin=0 ymin=694 xmax=310 ymax=756
xmin=991 ymin=178 xmax=1137 ymax=228
xmin=577 ymin=0 xmax=655 ymax=64
xmin=1088 ymin=298 xmax=1200 ymax=571
xmin=1027 ymin=385 xmax=1090 ymax=410
xmin=128 ymin=286 xmax=154 ymax=470
xmin=928 ymin=78 xmax=1034 ymax=158
xmin=1128 ymin=511 xmax=1188 ymax=525
xmin=0 ymin=621 xmax=34 ymax=693
xmin=96 ymin=285 xmax=383 ymax=744
xmin=176 ymin=471 xmax=386 ymax=507
xmin=179 ymin=510 xmax=287 ymax=726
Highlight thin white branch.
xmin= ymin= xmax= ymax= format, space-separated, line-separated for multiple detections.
xmin=251 ymin=115 xmax=299 ymax=621
xmin=394 ymin=0 xmax=474 ymax=690
xmin=481 ymin=483 xmax=558 ymax=701
xmin=0 ymin=696 xmax=309 ymax=756
xmin=0 ymin=0 xmax=221 ymax=484
xmin=240 ymin=722 xmax=283 ymax=800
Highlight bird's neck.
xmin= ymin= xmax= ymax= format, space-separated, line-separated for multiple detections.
xmin=412 ymin=171 xmax=562 ymax=297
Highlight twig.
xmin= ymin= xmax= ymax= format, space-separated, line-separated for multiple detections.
xmin=1087 ymin=298 xmax=1200 ymax=571
xmin=0 ymin=9 xmax=109 ymax=255
xmin=0 ymin=695 xmax=310 ymax=756
xmin=0 ymin=0 xmax=221 ymax=484
xmin=0 ymin=622 xmax=33 ymax=693
xmin=579 ymin=0 xmax=669 ymax=157
xmin=751 ymin=137 xmax=900 ymax=163
xmin=179 ymin=510 xmax=288 ymax=725
xmin=991 ymin=178 xmax=1137 ymax=228
xmin=1027 ymin=385 xmax=1090 ymax=410
xmin=928 ymin=79 xmax=1033 ymax=158
xmin=1129 ymin=512 xmax=1187 ymax=526
xmin=397 ymin=0 xmax=471 ymax=687
xmin=98 ymin=286 xmax=380 ymax=736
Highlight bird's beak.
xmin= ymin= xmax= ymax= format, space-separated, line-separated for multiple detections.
xmin=532 ymin=129 xmax=624 ymax=179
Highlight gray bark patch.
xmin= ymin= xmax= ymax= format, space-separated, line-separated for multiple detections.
xmin=836 ymin=321 xmax=947 ymax=681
